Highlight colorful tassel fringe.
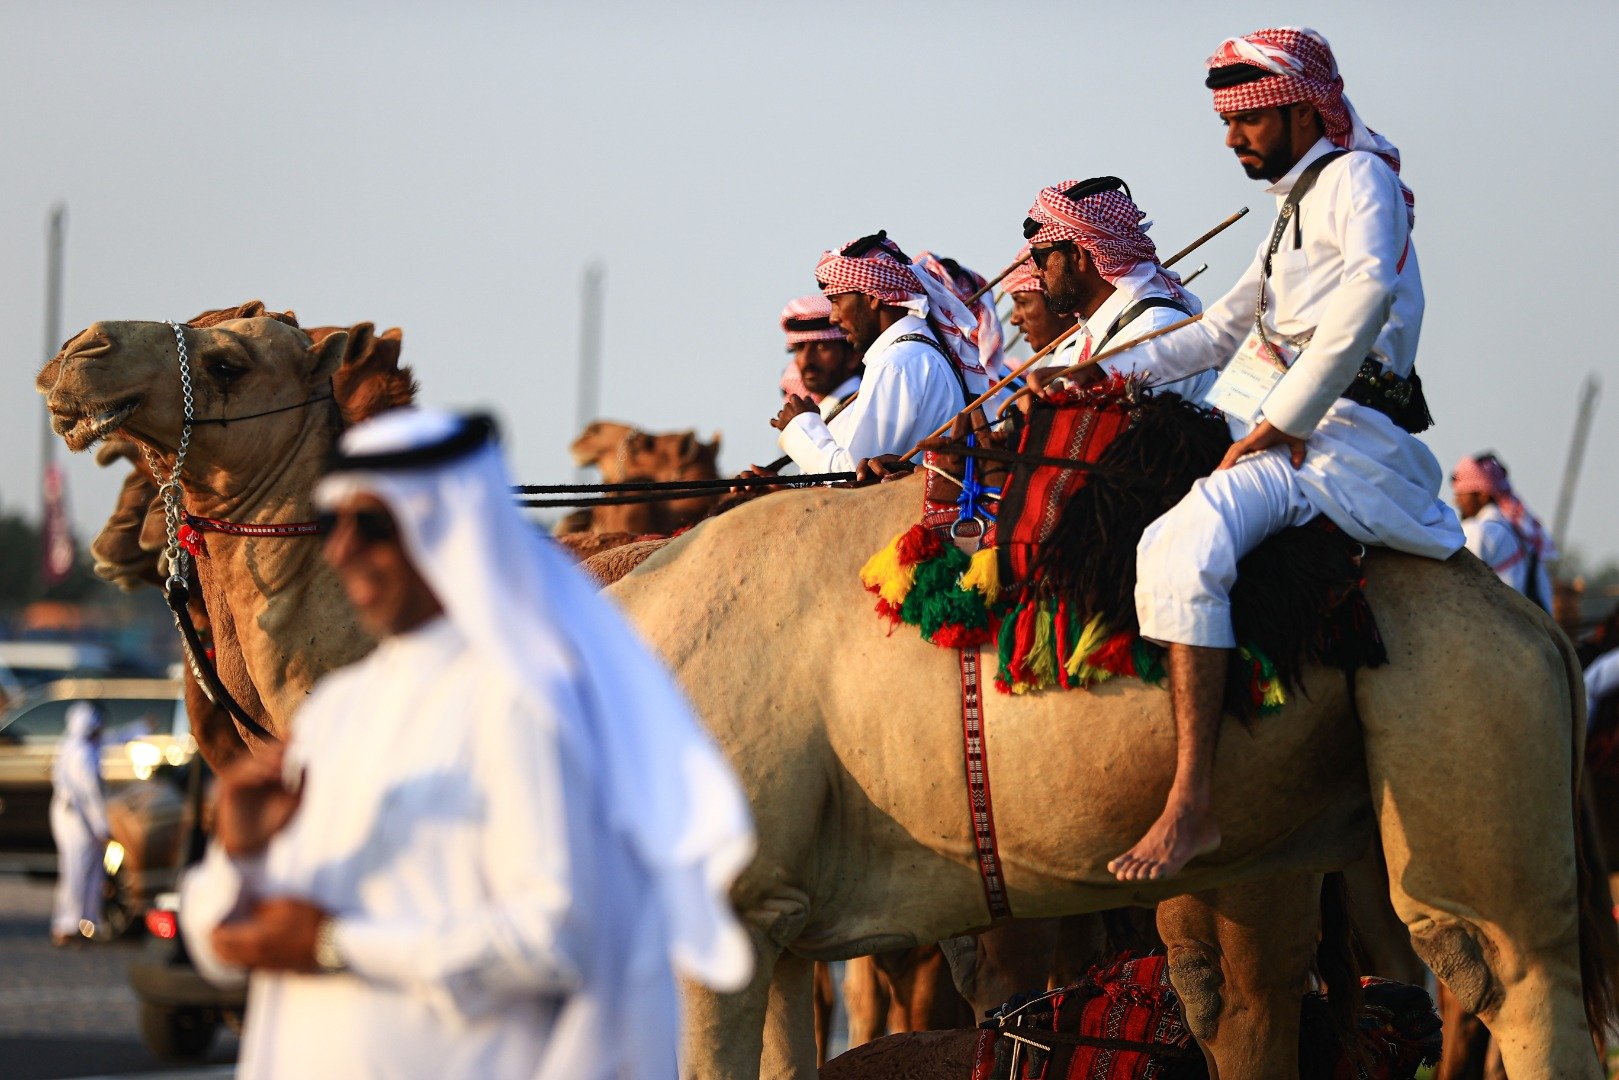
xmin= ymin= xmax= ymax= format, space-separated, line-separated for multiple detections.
xmin=861 ymin=526 xmax=1287 ymax=712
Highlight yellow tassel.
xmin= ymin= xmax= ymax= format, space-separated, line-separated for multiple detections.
xmin=1065 ymin=614 xmax=1110 ymax=680
xmin=1262 ymin=679 xmax=1287 ymax=710
xmin=858 ymin=533 xmax=916 ymax=605
xmin=958 ymin=547 xmax=1000 ymax=604
xmin=1027 ymin=602 xmax=1058 ymax=689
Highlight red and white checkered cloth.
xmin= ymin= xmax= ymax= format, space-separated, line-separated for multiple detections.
xmin=815 ymin=235 xmax=986 ymax=374
xmin=917 ymin=251 xmax=1005 ymax=377
xmin=1452 ymin=454 xmax=1557 ymax=559
xmin=1025 ymin=184 xmax=1190 ymax=304
xmin=779 ymin=294 xmax=846 ymax=347
xmin=1000 ymin=249 xmax=1042 ymax=295
xmin=1207 ymin=27 xmax=1414 ymax=227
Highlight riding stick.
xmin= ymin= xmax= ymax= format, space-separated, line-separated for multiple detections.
xmin=993 ymin=314 xmax=1205 ymax=419
xmin=1181 ymin=263 xmax=1209 ymax=286
xmin=966 ymin=252 xmax=1031 ymax=306
xmin=1162 ymin=207 xmax=1248 ymax=268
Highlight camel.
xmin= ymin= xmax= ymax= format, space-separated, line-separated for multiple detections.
xmin=37 ymin=310 xmax=1610 ymax=1077
xmin=37 ymin=306 xmax=409 ymax=748
xmin=602 ymin=476 xmax=1609 ymax=1079
xmin=559 ymin=419 xmax=723 ymax=536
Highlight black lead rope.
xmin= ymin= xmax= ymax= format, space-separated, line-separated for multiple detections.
xmin=188 ymin=393 xmax=335 ymax=426
xmin=164 ymin=575 xmax=280 ymax=744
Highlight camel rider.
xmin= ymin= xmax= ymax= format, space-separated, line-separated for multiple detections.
xmin=774 ymin=231 xmax=993 ymax=475
xmin=1024 ymin=178 xmax=1215 ymax=402
xmin=1003 ymin=253 xmax=1077 ymax=356
xmin=1106 ymin=26 xmax=1464 ymax=882
xmin=778 ymin=294 xmax=864 ymax=413
xmin=916 ymin=252 xmax=1008 ymax=380
xmin=1451 ymin=453 xmax=1556 ymax=610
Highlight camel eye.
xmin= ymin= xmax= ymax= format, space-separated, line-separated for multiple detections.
xmin=209 ymin=361 xmax=245 ymax=384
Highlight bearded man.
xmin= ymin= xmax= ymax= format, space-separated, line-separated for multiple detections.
xmin=1105 ymin=27 xmax=1462 ymax=882
xmin=1002 ymin=255 xmax=1076 ymax=355
xmin=1024 ymin=178 xmax=1213 ymax=401
xmin=181 ymin=410 xmax=755 ymax=1078
xmin=1452 ymin=453 xmax=1556 ymax=609
xmin=774 ymin=231 xmax=992 ymax=474
xmin=778 ymin=294 xmax=863 ymax=412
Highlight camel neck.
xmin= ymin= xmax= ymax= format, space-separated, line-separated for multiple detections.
xmin=179 ymin=404 xmax=342 ymax=525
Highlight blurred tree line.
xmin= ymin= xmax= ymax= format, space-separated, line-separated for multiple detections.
xmin=0 ymin=503 xmax=106 ymax=612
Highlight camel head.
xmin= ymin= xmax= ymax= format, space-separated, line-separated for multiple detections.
xmin=569 ymin=420 xmax=723 ymax=483
xmin=37 ymin=303 xmax=348 ymax=480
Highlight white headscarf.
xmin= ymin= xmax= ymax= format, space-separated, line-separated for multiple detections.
xmin=316 ymin=409 xmax=755 ymax=1080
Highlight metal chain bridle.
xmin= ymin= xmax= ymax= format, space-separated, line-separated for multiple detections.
xmin=142 ymin=321 xmax=197 ymax=591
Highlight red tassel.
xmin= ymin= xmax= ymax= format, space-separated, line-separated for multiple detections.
xmin=895 ymin=523 xmax=943 ymax=566
xmin=1087 ymin=632 xmax=1137 ymax=677
xmin=873 ymin=598 xmax=902 ymax=623
xmin=1006 ymin=601 xmax=1041 ymax=687
xmin=178 ymin=522 xmax=207 ymax=559
xmin=934 ymin=623 xmax=993 ymax=649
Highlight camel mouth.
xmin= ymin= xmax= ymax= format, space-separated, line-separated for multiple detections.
xmin=54 ymin=397 xmax=141 ymax=452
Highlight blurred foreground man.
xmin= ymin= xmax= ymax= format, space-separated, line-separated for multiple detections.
xmin=1452 ymin=452 xmax=1555 ymax=609
xmin=1110 ymin=27 xmax=1462 ymax=881
xmin=50 ymin=702 xmax=108 ymax=944
xmin=182 ymin=410 xmax=755 ymax=1079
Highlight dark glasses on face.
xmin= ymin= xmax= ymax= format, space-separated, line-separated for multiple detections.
xmin=317 ymin=508 xmax=399 ymax=545
xmin=1028 ymin=244 xmax=1072 ymax=269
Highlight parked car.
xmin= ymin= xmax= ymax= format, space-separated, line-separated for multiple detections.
xmin=0 ymin=678 xmax=194 ymax=873
xmin=0 ymin=641 xmax=119 ymax=689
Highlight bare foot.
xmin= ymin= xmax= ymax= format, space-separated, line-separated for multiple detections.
xmin=1107 ymin=802 xmax=1221 ymax=882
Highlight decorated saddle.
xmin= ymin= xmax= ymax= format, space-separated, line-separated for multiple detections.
xmin=972 ymin=953 xmax=1441 ymax=1080
xmin=861 ymin=378 xmax=1387 ymax=716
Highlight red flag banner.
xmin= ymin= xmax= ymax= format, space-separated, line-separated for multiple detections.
xmin=41 ymin=461 xmax=75 ymax=586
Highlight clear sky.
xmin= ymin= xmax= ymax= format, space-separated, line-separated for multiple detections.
xmin=4 ymin=1 xmax=1616 ymax=567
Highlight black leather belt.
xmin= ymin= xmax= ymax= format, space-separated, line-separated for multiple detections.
xmin=1341 ymin=358 xmax=1432 ymax=434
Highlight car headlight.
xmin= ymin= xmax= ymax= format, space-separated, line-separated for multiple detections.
xmin=104 ymin=841 xmax=124 ymax=875
xmin=126 ymin=741 xmax=162 ymax=780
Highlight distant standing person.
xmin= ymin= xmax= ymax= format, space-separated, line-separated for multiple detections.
xmin=182 ymin=409 xmax=756 ymax=1079
xmin=51 ymin=701 xmax=108 ymax=945
xmin=1452 ymin=452 xmax=1556 ymax=609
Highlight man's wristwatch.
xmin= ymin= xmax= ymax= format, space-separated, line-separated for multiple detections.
xmin=314 ymin=916 xmax=348 ymax=974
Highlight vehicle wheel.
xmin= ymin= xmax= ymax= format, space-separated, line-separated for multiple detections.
xmin=139 ymin=1002 xmax=217 ymax=1060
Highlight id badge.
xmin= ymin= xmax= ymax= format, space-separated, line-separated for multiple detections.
xmin=1205 ymin=331 xmax=1295 ymax=424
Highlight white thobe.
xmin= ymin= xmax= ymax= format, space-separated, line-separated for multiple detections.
xmin=1132 ymin=138 xmax=1463 ymax=647
xmin=777 ymin=314 xmax=988 ymax=473
xmin=1035 ymin=274 xmax=1216 ymax=403
xmin=1462 ymin=502 xmax=1553 ymax=606
xmin=182 ymin=616 xmax=586 ymax=1079
xmin=819 ymin=373 xmax=862 ymax=416
xmin=50 ymin=721 xmax=107 ymax=938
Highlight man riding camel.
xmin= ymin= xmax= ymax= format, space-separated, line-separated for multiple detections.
xmin=1452 ymin=452 xmax=1556 ymax=610
xmin=1022 ymin=178 xmax=1214 ymax=402
xmin=1003 ymin=255 xmax=1076 ymax=356
xmin=774 ymin=232 xmax=992 ymax=474
xmin=1105 ymin=26 xmax=1463 ymax=882
xmin=777 ymin=294 xmax=864 ymax=412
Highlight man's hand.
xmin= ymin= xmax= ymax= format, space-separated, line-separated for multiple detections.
xmin=1218 ymin=419 xmax=1307 ymax=471
xmin=854 ymin=455 xmax=916 ymax=486
xmin=730 ymin=464 xmax=780 ymax=495
xmin=211 ymin=897 xmax=327 ymax=972
xmin=214 ymin=748 xmax=302 ymax=859
xmin=770 ymin=395 xmax=819 ymax=431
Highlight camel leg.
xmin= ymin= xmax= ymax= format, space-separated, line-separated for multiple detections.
xmin=812 ymin=962 xmax=836 ymax=1068
xmin=1159 ymin=874 xmax=1320 ymax=1079
xmin=842 ymin=956 xmax=889 ymax=1048
xmin=682 ymin=924 xmax=780 ymax=1080
xmin=1342 ymin=841 xmax=1427 ymax=984
xmin=760 ymin=949 xmax=817 ymax=1079
xmin=1355 ymin=611 xmax=1603 ymax=1079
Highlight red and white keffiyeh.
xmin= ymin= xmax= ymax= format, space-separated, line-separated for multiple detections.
xmin=916 ymin=251 xmax=1005 ymax=377
xmin=1452 ymin=454 xmax=1557 ymax=559
xmin=1001 ymin=251 xmax=1043 ymax=296
xmin=815 ymin=234 xmax=985 ymax=374
xmin=1025 ymin=183 xmax=1190 ymax=305
xmin=1207 ymin=27 xmax=1414 ymax=227
xmin=780 ymin=294 xmax=846 ymax=347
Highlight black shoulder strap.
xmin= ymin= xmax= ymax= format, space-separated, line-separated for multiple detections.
xmin=1264 ymin=149 xmax=1350 ymax=274
xmin=1096 ymin=295 xmax=1192 ymax=354
xmin=894 ymin=331 xmax=975 ymax=407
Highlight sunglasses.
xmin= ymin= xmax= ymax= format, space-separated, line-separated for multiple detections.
xmin=1028 ymin=243 xmax=1074 ymax=269
xmin=316 ymin=508 xmax=399 ymax=546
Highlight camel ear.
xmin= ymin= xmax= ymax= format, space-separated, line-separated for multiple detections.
xmin=709 ymin=430 xmax=722 ymax=452
xmin=308 ymin=330 xmax=348 ymax=384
